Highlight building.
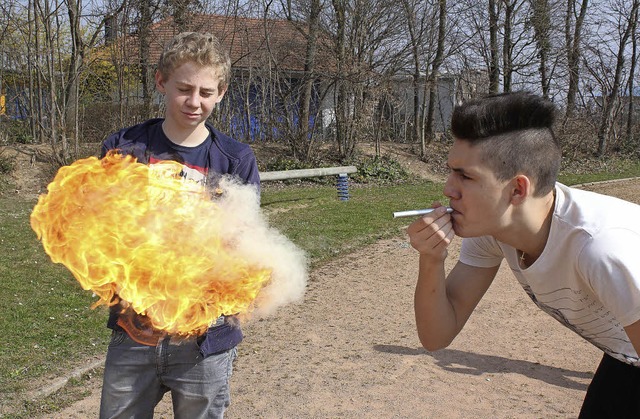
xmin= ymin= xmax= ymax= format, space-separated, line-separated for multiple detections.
xmin=99 ymin=14 xmax=335 ymax=142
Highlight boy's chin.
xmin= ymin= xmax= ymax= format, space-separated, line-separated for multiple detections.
xmin=452 ymin=224 xmax=476 ymax=238
xmin=175 ymin=118 xmax=207 ymax=129
xmin=181 ymin=116 xmax=206 ymax=125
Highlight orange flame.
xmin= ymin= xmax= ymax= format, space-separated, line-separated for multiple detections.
xmin=30 ymin=151 xmax=271 ymax=337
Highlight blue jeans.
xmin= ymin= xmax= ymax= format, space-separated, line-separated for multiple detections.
xmin=99 ymin=329 xmax=237 ymax=419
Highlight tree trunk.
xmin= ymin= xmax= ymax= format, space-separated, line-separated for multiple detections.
xmin=138 ymin=0 xmax=153 ymax=119
xmin=27 ymin=0 xmax=38 ymax=143
xmin=300 ymin=0 xmax=321 ymax=161
xmin=565 ymin=0 xmax=588 ymax=120
xmin=66 ymin=0 xmax=84 ymax=159
xmin=626 ymin=1 xmax=638 ymax=147
xmin=400 ymin=0 xmax=422 ymax=147
xmin=424 ymin=0 xmax=446 ymax=144
xmin=502 ymin=0 xmax=515 ymax=93
xmin=488 ymin=0 xmax=500 ymax=94
xmin=530 ymin=0 xmax=551 ymax=98
xmin=596 ymin=0 xmax=638 ymax=156
xmin=332 ymin=0 xmax=347 ymax=158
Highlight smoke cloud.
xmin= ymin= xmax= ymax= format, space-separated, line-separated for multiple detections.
xmin=212 ymin=176 xmax=308 ymax=317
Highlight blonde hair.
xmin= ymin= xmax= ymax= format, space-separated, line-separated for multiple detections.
xmin=157 ymin=32 xmax=231 ymax=90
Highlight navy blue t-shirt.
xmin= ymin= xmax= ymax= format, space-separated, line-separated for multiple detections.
xmin=101 ymin=119 xmax=260 ymax=356
xmin=142 ymin=122 xmax=212 ymax=185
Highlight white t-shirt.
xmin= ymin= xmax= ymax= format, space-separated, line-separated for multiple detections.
xmin=460 ymin=182 xmax=640 ymax=366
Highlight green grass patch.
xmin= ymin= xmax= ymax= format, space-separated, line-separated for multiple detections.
xmin=0 ymin=195 xmax=110 ymax=399
xmin=559 ymin=159 xmax=640 ymax=186
xmin=261 ymin=181 xmax=445 ymax=265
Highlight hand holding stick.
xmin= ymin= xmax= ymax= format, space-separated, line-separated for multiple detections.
xmin=393 ymin=207 xmax=453 ymax=219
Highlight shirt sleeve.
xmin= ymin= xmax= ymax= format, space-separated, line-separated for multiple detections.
xmin=100 ymin=131 xmax=120 ymax=158
xmin=100 ymin=131 xmax=122 ymax=158
xmin=235 ymin=151 xmax=261 ymax=187
xmin=459 ymin=236 xmax=504 ymax=268
xmin=579 ymin=228 xmax=640 ymax=327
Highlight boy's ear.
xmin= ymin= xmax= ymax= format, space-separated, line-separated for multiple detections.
xmin=215 ymin=84 xmax=228 ymax=103
xmin=510 ymin=174 xmax=530 ymax=205
xmin=155 ymin=71 xmax=166 ymax=93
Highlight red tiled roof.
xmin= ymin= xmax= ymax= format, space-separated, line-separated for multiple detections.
xmin=111 ymin=14 xmax=333 ymax=73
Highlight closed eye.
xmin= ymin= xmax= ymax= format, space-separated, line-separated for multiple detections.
xmin=447 ymin=165 xmax=471 ymax=180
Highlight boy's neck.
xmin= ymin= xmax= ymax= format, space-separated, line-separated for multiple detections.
xmin=502 ymin=189 xmax=556 ymax=263
xmin=161 ymin=121 xmax=210 ymax=147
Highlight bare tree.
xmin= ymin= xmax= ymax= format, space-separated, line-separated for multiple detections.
xmin=584 ymin=0 xmax=640 ymax=156
xmin=564 ymin=0 xmax=588 ymax=120
xmin=423 ymin=0 xmax=447 ymax=145
xmin=328 ymin=0 xmax=403 ymax=159
xmin=488 ymin=0 xmax=500 ymax=93
xmin=294 ymin=0 xmax=323 ymax=160
xmin=64 ymin=0 xmax=113 ymax=157
xmin=138 ymin=0 xmax=154 ymax=119
xmin=529 ymin=0 xmax=552 ymax=97
xmin=626 ymin=0 xmax=639 ymax=147
xmin=400 ymin=0 xmax=424 ymax=145
xmin=502 ymin=0 xmax=517 ymax=92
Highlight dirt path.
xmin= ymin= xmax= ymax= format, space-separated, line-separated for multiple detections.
xmin=46 ymin=178 xmax=639 ymax=418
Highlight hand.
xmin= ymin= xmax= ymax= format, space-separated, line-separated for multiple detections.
xmin=407 ymin=205 xmax=454 ymax=260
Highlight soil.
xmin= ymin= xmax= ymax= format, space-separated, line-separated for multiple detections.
xmin=3 ymin=143 xmax=640 ymax=418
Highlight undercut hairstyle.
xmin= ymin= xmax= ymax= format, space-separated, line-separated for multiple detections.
xmin=157 ymin=32 xmax=231 ymax=91
xmin=450 ymin=91 xmax=562 ymax=196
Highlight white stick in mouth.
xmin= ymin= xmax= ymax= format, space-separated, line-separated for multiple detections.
xmin=392 ymin=207 xmax=453 ymax=218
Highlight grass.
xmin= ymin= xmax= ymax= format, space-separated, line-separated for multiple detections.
xmin=558 ymin=159 xmax=640 ymax=186
xmin=0 ymin=163 xmax=639 ymax=416
xmin=261 ymin=181 xmax=446 ymax=266
xmin=0 ymin=194 xmax=111 ymax=416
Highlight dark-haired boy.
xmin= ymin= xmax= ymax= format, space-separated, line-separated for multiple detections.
xmin=99 ymin=32 xmax=259 ymax=418
xmin=407 ymin=91 xmax=640 ymax=417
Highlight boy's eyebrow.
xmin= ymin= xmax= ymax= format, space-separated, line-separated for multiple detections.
xmin=175 ymin=81 xmax=217 ymax=92
xmin=446 ymin=163 xmax=460 ymax=172
xmin=447 ymin=164 xmax=471 ymax=176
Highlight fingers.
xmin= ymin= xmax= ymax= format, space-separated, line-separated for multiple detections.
xmin=406 ymin=206 xmax=451 ymax=236
xmin=407 ymin=207 xmax=453 ymax=256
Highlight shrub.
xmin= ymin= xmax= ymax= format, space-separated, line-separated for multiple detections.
xmin=0 ymin=119 xmax=34 ymax=145
xmin=0 ymin=148 xmax=16 ymax=174
xmin=349 ymin=155 xmax=410 ymax=184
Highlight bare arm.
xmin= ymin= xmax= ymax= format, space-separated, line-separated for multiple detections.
xmin=624 ymin=319 xmax=640 ymax=357
xmin=407 ymin=207 xmax=499 ymax=351
xmin=414 ymin=260 xmax=498 ymax=351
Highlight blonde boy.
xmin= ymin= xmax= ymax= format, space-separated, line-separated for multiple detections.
xmin=99 ymin=32 xmax=259 ymax=418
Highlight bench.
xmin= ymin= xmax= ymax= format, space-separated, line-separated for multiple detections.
xmin=259 ymin=166 xmax=358 ymax=201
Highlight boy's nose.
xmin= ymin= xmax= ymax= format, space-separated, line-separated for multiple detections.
xmin=443 ymin=175 xmax=457 ymax=199
xmin=186 ymin=93 xmax=200 ymax=107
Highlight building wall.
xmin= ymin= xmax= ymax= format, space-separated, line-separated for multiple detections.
xmin=392 ymin=74 xmax=457 ymax=133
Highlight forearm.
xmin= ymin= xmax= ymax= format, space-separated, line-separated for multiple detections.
xmin=413 ymin=254 xmax=460 ymax=351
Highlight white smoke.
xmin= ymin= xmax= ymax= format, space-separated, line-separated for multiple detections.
xmin=212 ymin=176 xmax=308 ymax=317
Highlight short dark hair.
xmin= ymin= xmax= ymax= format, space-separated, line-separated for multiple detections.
xmin=450 ymin=91 xmax=561 ymax=196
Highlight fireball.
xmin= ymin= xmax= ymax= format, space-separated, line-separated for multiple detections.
xmin=30 ymin=151 xmax=273 ymax=337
